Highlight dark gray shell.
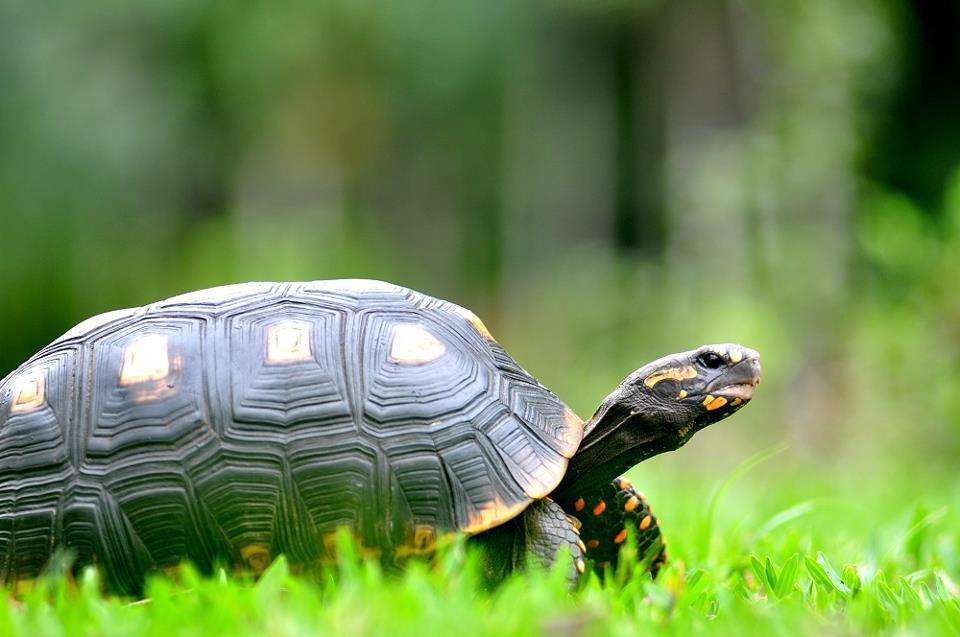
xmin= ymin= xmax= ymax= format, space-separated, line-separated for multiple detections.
xmin=0 ymin=280 xmax=583 ymax=591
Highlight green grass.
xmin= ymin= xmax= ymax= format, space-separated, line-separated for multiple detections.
xmin=3 ymin=449 xmax=959 ymax=636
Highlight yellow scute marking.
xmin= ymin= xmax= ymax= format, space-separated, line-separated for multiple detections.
xmin=390 ymin=324 xmax=447 ymax=365
xmin=11 ymin=372 xmax=45 ymax=414
xmin=643 ymin=366 xmax=698 ymax=388
xmin=240 ymin=545 xmax=271 ymax=574
xmin=464 ymin=498 xmax=527 ymax=534
xmin=119 ymin=334 xmax=170 ymax=386
xmin=556 ymin=406 xmax=585 ymax=458
xmin=266 ymin=321 xmax=312 ymax=364
xmin=453 ymin=306 xmax=494 ymax=340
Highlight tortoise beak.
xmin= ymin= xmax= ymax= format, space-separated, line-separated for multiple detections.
xmin=706 ymin=350 xmax=761 ymax=402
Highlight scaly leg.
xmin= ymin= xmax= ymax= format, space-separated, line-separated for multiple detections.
xmin=473 ymin=497 xmax=586 ymax=586
xmin=558 ymin=477 xmax=666 ymax=577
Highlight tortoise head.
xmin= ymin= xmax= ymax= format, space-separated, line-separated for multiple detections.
xmin=551 ymin=344 xmax=760 ymax=499
xmin=626 ymin=343 xmax=761 ymax=441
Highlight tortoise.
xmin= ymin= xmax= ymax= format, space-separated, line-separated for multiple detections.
xmin=0 ymin=280 xmax=760 ymax=593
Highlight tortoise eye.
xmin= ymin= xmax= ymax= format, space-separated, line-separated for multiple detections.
xmin=697 ymin=352 xmax=724 ymax=369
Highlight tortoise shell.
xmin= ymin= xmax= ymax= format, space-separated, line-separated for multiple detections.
xmin=0 ymin=280 xmax=583 ymax=590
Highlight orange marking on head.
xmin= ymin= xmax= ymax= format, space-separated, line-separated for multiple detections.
xmin=592 ymin=501 xmax=606 ymax=516
xmin=574 ymin=498 xmax=585 ymax=512
xmin=705 ymin=396 xmax=728 ymax=411
xmin=677 ymin=389 xmax=688 ymax=399
xmin=639 ymin=515 xmax=653 ymax=530
xmin=624 ymin=496 xmax=640 ymax=512
xmin=618 ymin=476 xmax=632 ymax=489
xmin=586 ymin=539 xmax=600 ymax=549
xmin=644 ymin=366 xmax=698 ymax=388
xmin=731 ymin=397 xmax=743 ymax=407
xmin=613 ymin=529 xmax=628 ymax=545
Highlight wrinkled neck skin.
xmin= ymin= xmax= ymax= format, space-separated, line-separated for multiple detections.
xmin=550 ymin=388 xmax=694 ymax=503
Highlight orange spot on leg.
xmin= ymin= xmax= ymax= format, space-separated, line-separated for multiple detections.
xmin=639 ymin=515 xmax=652 ymax=530
xmin=624 ymin=496 xmax=640 ymax=512
xmin=574 ymin=498 xmax=585 ymax=512
xmin=586 ymin=539 xmax=600 ymax=549
xmin=613 ymin=529 xmax=628 ymax=544
xmin=592 ymin=501 xmax=606 ymax=516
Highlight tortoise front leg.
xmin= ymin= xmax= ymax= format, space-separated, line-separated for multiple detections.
xmin=560 ymin=477 xmax=667 ymax=578
xmin=473 ymin=498 xmax=586 ymax=587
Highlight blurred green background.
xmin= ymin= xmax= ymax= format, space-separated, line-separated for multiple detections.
xmin=2 ymin=1 xmax=960 ymax=506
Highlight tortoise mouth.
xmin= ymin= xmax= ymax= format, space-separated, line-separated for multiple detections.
xmin=711 ymin=382 xmax=756 ymax=401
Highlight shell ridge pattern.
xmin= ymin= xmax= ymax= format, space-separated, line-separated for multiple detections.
xmin=2 ymin=280 xmax=583 ymax=585
xmin=0 ymin=345 xmax=82 ymax=584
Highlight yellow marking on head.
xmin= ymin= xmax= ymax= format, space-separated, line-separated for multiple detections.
xmin=240 ymin=544 xmax=271 ymax=574
xmin=574 ymin=498 xmax=585 ymax=512
xmin=576 ymin=558 xmax=586 ymax=574
xmin=643 ymin=366 xmax=698 ymax=389
xmin=120 ymin=334 xmax=170 ymax=386
xmin=729 ymin=349 xmax=743 ymax=364
xmin=677 ymin=389 xmax=688 ymax=399
xmin=731 ymin=397 xmax=742 ymax=407
xmin=390 ymin=324 xmax=447 ymax=365
xmin=617 ymin=476 xmax=632 ymax=489
xmin=704 ymin=396 xmax=728 ymax=411
xmin=266 ymin=321 xmax=312 ymax=364
xmin=592 ymin=501 xmax=606 ymax=516
xmin=639 ymin=515 xmax=652 ymax=530
xmin=452 ymin=306 xmax=494 ymax=340
xmin=11 ymin=372 xmax=45 ymax=414
xmin=586 ymin=539 xmax=600 ymax=549
xmin=624 ymin=496 xmax=640 ymax=512
xmin=464 ymin=498 xmax=528 ymax=534
xmin=614 ymin=529 xmax=628 ymax=545
xmin=677 ymin=423 xmax=692 ymax=438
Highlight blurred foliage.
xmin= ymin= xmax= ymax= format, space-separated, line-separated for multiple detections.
xmin=2 ymin=0 xmax=960 ymax=541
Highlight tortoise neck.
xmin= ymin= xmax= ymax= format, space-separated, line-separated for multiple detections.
xmin=550 ymin=397 xmax=681 ymax=504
